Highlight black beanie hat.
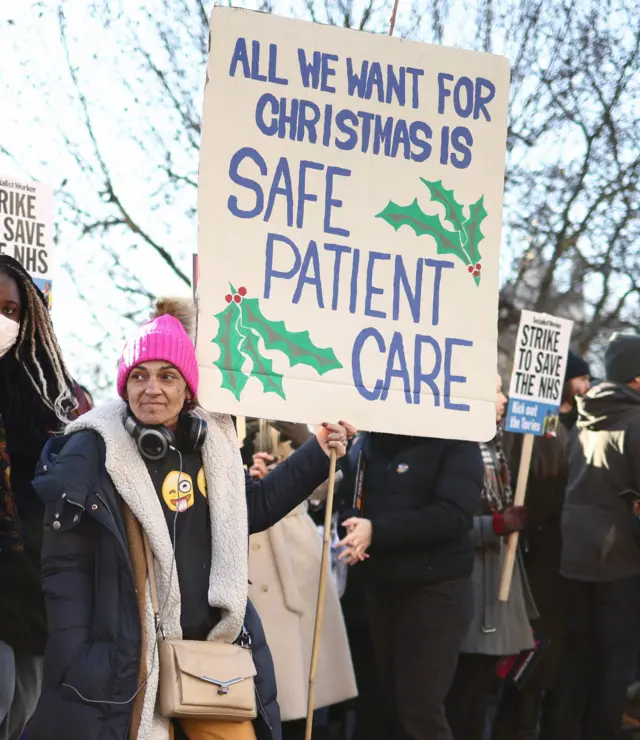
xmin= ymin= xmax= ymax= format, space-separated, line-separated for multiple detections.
xmin=564 ymin=349 xmax=591 ymax=382
xmin=605 ymin=333 xmax=640 ymax=384
xmin=0 ymin=255 xmax=46 ymax=305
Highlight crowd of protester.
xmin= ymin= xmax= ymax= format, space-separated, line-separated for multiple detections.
xmin=2 ymin=263 xmax=640 ymax=740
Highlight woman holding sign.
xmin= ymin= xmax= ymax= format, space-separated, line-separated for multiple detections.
xmin=28 ymin=297 xmax=355 ymax=740
xmin=444 ymin=375 xmax=537 ymax=740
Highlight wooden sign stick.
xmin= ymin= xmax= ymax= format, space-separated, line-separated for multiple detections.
xmin=498 ymin=433 xmax=534 ymax=602
xmin=305 ymin=448 xmax=338 ymax=740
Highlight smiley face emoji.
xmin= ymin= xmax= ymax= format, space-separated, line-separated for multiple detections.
xmin=162 ymin=471 xmax=194 ymax=513
xmin=197 ymin=467 xmax=207 ymax=498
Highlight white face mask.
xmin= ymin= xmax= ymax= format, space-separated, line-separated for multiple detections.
xmin=0 ymin=314 xmax=19 ymax=359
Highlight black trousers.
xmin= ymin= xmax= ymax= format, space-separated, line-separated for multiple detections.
xmin=343 ymin=614 xmax=389 ymax=740
xmin=368 ymin=578 xmax=473 ymax=740
xmin=445 ymin=654 xmax=497 ymax=740
xmin=554 ymin=575 xmax=640 ymax=740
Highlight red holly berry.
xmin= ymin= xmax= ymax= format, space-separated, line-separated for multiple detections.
xmin=238 ymin=286 xmax=247 ymax=296
xmin=233 ymin=294 xmax=242 ymax=303
xmin=473 ymin=270 xmax=480 ymax=278
xmin=475 ymin=263 xmax=482 ymax=270
xmin=225 ymin=294 xmax=232 ymax=303
xmin=468 ymin=265 xmax=474 ymax=273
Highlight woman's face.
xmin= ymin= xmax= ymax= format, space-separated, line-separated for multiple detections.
xmin=496 ymin=374 xmax=507 ymax=422
xmin=126 ymin=361 xmax=190 ymax=430
xmin=0 ymin=272 xmax=21 ymax=324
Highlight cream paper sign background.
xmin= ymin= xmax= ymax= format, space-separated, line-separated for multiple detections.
xmin=197 ymin=7 xmax=510 ymax=441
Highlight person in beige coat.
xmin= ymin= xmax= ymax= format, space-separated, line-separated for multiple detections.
xmin=247 ymin=426 xmax=357 ymax=740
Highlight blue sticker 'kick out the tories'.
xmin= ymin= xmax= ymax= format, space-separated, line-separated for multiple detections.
xmin=505 ymin=398 xmax=559 ymax=437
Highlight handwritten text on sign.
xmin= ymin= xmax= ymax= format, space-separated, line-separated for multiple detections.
xmin=197 ymin=8 xmax=510 ymax=440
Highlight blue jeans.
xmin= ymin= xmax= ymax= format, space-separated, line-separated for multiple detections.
xmin=0 ymin=642 xmax=43 ymax=740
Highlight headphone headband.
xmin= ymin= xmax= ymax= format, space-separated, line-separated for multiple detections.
xmin=124 ymin=410 xmax=207 ymax=460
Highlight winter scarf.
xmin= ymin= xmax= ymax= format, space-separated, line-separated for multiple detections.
xmin=65 ymin=400 xmax=247 ymax=740
xmin=479 ymin=424 xmax=513 ymax=513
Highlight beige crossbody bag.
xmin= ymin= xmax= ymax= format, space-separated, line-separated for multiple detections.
xmin=142 ymin=532 xmax=257 ymax=721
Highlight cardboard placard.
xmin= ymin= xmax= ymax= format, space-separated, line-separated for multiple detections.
xmin=0 ymin=174 xmax=54 ymax=310
xmin=197 ymin=7 xmax=510 ymax=440
xmin=505 ymin=310 xmax=573 ymax=437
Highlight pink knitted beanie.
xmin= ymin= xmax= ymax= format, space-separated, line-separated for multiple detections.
xmin=117 ymin=298 xmax=199 ymax=398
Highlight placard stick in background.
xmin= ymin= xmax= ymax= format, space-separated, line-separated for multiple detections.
xmin=305 ymin=447 xmax=338 ymax=740
xmin=498 ymin=433 xmax=534 ymax=602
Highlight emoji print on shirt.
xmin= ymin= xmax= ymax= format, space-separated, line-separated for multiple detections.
xmin=197 ymin=467 xmax=207 ymax=498
xmin=162 ymin=471 xmax=195 ymax=513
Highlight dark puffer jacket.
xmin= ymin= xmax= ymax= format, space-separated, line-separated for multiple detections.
xmin=339 ymin=433 xmax=484 ymax=587
xmin=29 ymin=429 xmax=331 ymax=740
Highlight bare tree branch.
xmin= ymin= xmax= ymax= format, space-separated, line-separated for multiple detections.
xmin=3 ymin=0 xmax=640 ymax=389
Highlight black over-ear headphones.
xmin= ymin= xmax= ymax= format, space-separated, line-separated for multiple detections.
xmin=124 ymin=410 xmax=207 ymax=460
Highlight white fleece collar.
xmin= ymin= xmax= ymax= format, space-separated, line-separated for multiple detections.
xmin=66 ymin=399 xmax=248 ymax=740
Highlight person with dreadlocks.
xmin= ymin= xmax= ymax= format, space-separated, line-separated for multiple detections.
xmin=0 ymin=255 xmax=90 ymax=740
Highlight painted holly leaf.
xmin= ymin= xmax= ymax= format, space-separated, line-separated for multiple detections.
xmin=239 ymin=326 xmax=286 ymax=399
xmin=212 ymin=303 xmax=249 ymax=400
xmin=241 ymin=298 xmax=343 ymax=375
xmin=420 ymin=179 xmax=468 ymax=243
xmin=464 ymin=196 xmax=487 ymax=280
xmin=377 ymin=199 xmax=471 ymax=265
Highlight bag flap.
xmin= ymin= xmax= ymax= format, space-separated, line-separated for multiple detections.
xmin=169 ymin=641 xmax=257 ymax=686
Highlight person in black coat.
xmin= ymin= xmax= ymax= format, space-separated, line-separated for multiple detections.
xmin=555 ymin=334 xmax=640 ymax=740
xmin=337 ymin=432 xmax=484 ymax=740
xmin=0 ymin=256 xmax=89 ymax=740
xmin=28 ymin=297 xmax=354 ymax=740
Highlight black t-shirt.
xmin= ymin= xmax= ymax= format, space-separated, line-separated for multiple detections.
xmin=144 ymin=450 xmax=220 ymax=640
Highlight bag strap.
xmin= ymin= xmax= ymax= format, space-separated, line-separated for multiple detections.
xmin=142 ymin=531 xmax=162 ymax=628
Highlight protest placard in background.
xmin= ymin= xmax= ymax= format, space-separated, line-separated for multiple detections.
xmin=505 ymin=310 xmax=573 ymax=437
xmin=197 ymin=7 xmax=510 ymax=440
xmin=0 ymin=174 xmax=54 ymax=310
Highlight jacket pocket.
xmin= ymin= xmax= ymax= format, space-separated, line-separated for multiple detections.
xmin=43 ymin=494 xmax=86 ymax=534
